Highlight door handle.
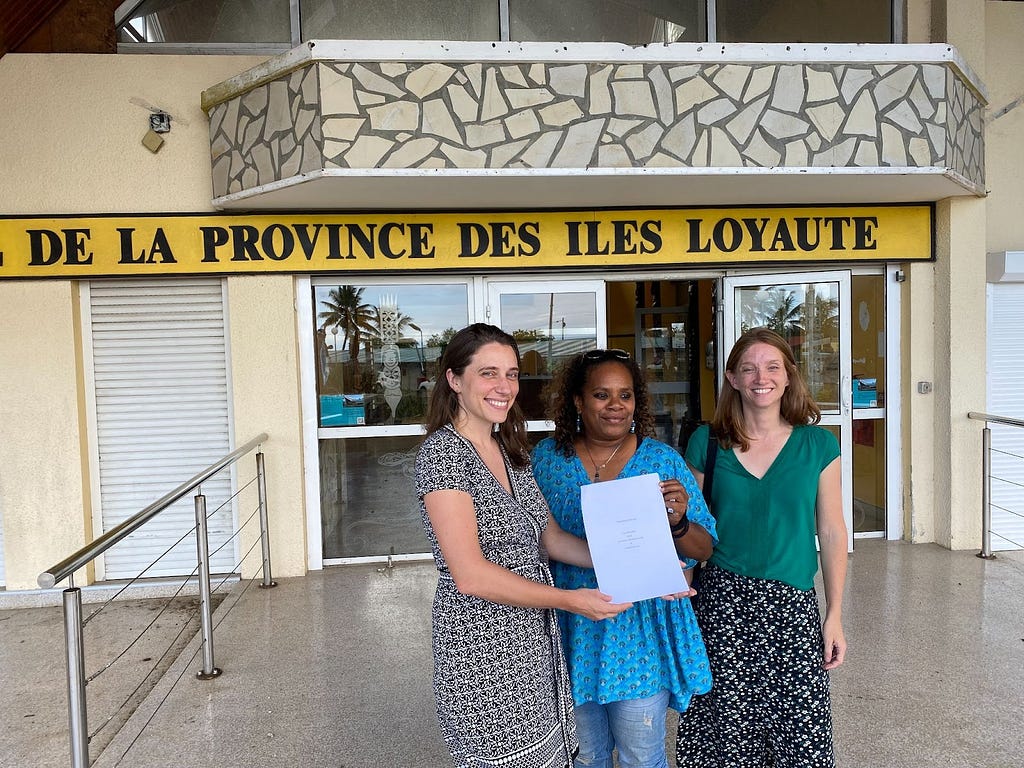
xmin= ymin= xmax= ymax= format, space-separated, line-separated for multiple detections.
xmin=841 ymin=374 xmax=851 ymax=415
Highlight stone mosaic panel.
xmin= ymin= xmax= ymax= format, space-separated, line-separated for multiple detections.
xmin=208 ymin=58 xmax=985 ymax=199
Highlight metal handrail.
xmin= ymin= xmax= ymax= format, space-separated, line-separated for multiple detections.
xmin=38 ymin=433 xmax=274 ymax=768
xmin=968 ymin=411 xmax=1024 ymax=429
xmin=38 ymin=433 xmax=269 ymax=589
xmin=968 ymin=412 xmax=1024 ymax=559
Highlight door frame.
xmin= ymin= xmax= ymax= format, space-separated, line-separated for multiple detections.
xmin=721 ymin=270 xmax=855 ymax=552
xmin=485 ymin=277 xmax=607 ymax=432
xmin=301 ymin=268 xmax=894 ymax=568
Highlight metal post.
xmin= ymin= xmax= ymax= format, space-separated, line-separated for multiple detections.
xmin=63 ymin=587 xmax=89 ymax=768
xmin=194 ymin=493 xmax=222 ymax=679
xmin=256 ymin=450 xmax=277 ymax=588
xmin=978 ymin=426 xmax=995 ymax=559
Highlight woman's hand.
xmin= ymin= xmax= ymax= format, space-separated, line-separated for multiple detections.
xmin=661 ymin=478 xmax=714 ymax=561
xmin=822 ymin=614 xmax=847 ymax=670
xmin=660 ymin=479 xmax=689 ymax=528
xmin=566 ymin=589 xmax=633 ymax=621
xmin=661 ymin=566 xmax=697 ymax=600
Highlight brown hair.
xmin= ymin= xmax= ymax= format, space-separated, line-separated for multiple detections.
xmin=545 ymin=351 xmax=656 ymax=457
xmin=711 ymin=327 xmax=821 ymax=451
xmin=424 ymin=323 xmax=531 ymax=467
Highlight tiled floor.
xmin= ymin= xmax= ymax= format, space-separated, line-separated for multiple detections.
xmin=2 ymin=540 xmax=1022 ymax=768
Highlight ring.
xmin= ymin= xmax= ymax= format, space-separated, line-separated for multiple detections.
xmin=666 ymin=505 xmax=673 ymax=515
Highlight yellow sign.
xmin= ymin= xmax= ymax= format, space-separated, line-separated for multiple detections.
xmin=0 ymin=206 xmax=932 ymax=279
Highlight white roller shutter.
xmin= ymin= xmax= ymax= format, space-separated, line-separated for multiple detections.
xmin=88 ymin=279 xmax=236 ymax=580
xmin=987 ymin=283 xmax=1024 ymax=551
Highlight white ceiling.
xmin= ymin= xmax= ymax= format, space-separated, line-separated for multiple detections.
xmin=213 ymin=166 xmax=982 ymax=211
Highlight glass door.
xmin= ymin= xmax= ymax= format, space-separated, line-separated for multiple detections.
xmin=723 ymin=271 xmax=854 ymax=551
xmin=313 ymin=279 xmax=473 ymax=563
xmin=486 ymin=279 xmax=606 ymax=429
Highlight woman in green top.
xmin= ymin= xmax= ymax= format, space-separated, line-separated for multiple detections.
xmin=675 ymin=327 xmax=848 ymax=768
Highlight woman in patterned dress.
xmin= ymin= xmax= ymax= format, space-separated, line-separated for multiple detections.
xmin=415 ymin=324 xmax=632 ymax=768
xmin=675 ymin=327 xmax=848 ymax=768
xmin=531 ymin=349 xmax=718 ymax=768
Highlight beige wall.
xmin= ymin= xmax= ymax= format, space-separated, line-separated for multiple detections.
xmin=985 ymin=2 xmax=1024 ymax=254
xmin=905 ymin=0 xmax=933 ymax=43
xmin=899 ymin=2 xmax=989 ymax=549
xmin=935 ymin=198 xmax=987 ymax=549
xmin=226 ymin=276 xmax=307 ymax=579
xmin=0 ymin=282 xmax=89 ymax=589
xmin=901 ymin=200 xmax=988 ymax=551
xmin=902 ymin=261 xmax=936 ymax=542
xmin=0 ymin=54 xmax=312 ymax=589
xmin=0 ymin=54 xmax=263 ymax=215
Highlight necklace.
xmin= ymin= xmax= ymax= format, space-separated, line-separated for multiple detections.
xmin=581 ymin=435 xmax=630 ymax=481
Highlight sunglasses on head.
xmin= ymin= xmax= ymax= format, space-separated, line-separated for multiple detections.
xmin=582 ymin=349 xmax=631 ymax=363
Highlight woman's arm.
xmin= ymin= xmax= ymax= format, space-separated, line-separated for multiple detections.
xmin=540 ymin=512 xmax=594 ymax=568
xmin=816 ymin=457 xmax=847 ymax=670
xmin=426 ymin=489 xmax=631 ymax=621
xmin=662 ymin=478 xmax=713 ymax=561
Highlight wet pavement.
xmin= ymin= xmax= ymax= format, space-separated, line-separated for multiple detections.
xmin=2 ymin=540 xmax=1022 ymax=768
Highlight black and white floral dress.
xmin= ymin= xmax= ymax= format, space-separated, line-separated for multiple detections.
xmin=415 ymin=424 xmax=578 ymax=768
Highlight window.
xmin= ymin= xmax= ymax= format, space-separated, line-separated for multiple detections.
xmin=509 ymin=0 xmax=704 ymax=45
xmin=313 ymin=282 xmax=469 ymax=429
xmin=301 ymin=0 xmax=498 ymax=41
xmin=117 ymin=0 xmax=291 ymax=44
xmin=312 ymin=279 xmax=470 ymax=561
xmin=715 ymin=0 xmax=892 ymax=44
xmin=115 ymin=0 xmax=896 ymax=48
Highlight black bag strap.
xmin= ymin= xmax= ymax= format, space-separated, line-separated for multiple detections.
xmin=703 ymin=430 xmax=718 ymax=518
xmin=691 ymin=430 xmax=719 ymax=587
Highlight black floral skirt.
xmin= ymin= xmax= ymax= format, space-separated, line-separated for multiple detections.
xmin=676 ymin=564 xmax=834 ymax=768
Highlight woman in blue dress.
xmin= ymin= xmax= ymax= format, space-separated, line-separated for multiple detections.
xmin=532 ymin=349 xmax=717 ymax=768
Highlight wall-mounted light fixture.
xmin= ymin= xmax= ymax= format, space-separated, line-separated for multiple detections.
xmin=149 ymin=112 xmax=171 ymax=133
xmin=141 ymin=110 xmax=172 ymax=153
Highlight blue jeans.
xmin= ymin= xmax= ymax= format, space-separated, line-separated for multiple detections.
xmin=573 ymin=690 xmax=670 ymax=768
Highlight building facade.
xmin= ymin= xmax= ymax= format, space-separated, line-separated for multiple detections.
xmin=1 ymin=0 xmax=1021 ymax=592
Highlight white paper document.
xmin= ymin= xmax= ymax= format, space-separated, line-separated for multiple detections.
xmin=580 ymin=472 xmax=688 ymax=603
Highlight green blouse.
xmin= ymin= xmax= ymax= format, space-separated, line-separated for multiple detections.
xmin=685 ymin=423 xmax=840 ymax=591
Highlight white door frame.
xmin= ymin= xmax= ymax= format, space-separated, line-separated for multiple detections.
xmin=485 ymin=277 xmax=607 ymax=432
xmin=721 ymin=270 xmax=854 ymax=552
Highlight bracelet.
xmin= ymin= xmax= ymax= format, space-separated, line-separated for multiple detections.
xmin=670 ymin=513 xmax=690 ymax=539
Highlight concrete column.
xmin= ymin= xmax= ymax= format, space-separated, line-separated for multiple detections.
xmin=899 ymin=1 xmax=988 ymax=549
xmin=901 ymin=261 xmax=936 ymax=543
xmin=226 ymin=275 xmax=308 ymax=578
xmin=933 ymin=199 xmax=987 ymax=549
xmin=0 ymin=282 xmax=91 ymax=590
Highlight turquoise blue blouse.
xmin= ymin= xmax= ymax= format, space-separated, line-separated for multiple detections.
xmin=532 ymin=436 xmax=717 ymax=712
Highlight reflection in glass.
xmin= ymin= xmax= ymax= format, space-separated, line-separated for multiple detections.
xmin=637 ymin=305 xmax=699 ymax=451
xmin=852 ymin=275 xmax=886 ymax=409
xmin=735 ymin=282 xmax=840 ymax=411
xmin=498 ymin=291 xmax=598 ymax=420
xmin=716 ymin=0 xmax=891 ymax=43
xmin=852 ymin=418 xmax=885 ymax=533
xmin=118 ymin=0 xmax=291 ymax=43
xmin=301 ymin=0 xmax=498 ymax=40
xmin=510 ymin=0 xmax=703 ymax=43
xmin=313 ymin=283 xmax=469 ymax=427
xmin=320 ymin=436 xmax=427 ymax=558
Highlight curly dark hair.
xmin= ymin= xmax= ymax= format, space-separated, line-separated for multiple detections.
xmin=545 ymin=350 xmax=656 ymax=457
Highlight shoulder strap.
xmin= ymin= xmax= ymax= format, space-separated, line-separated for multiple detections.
xmin=703 ymin=430 xmax=718 ymax=518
